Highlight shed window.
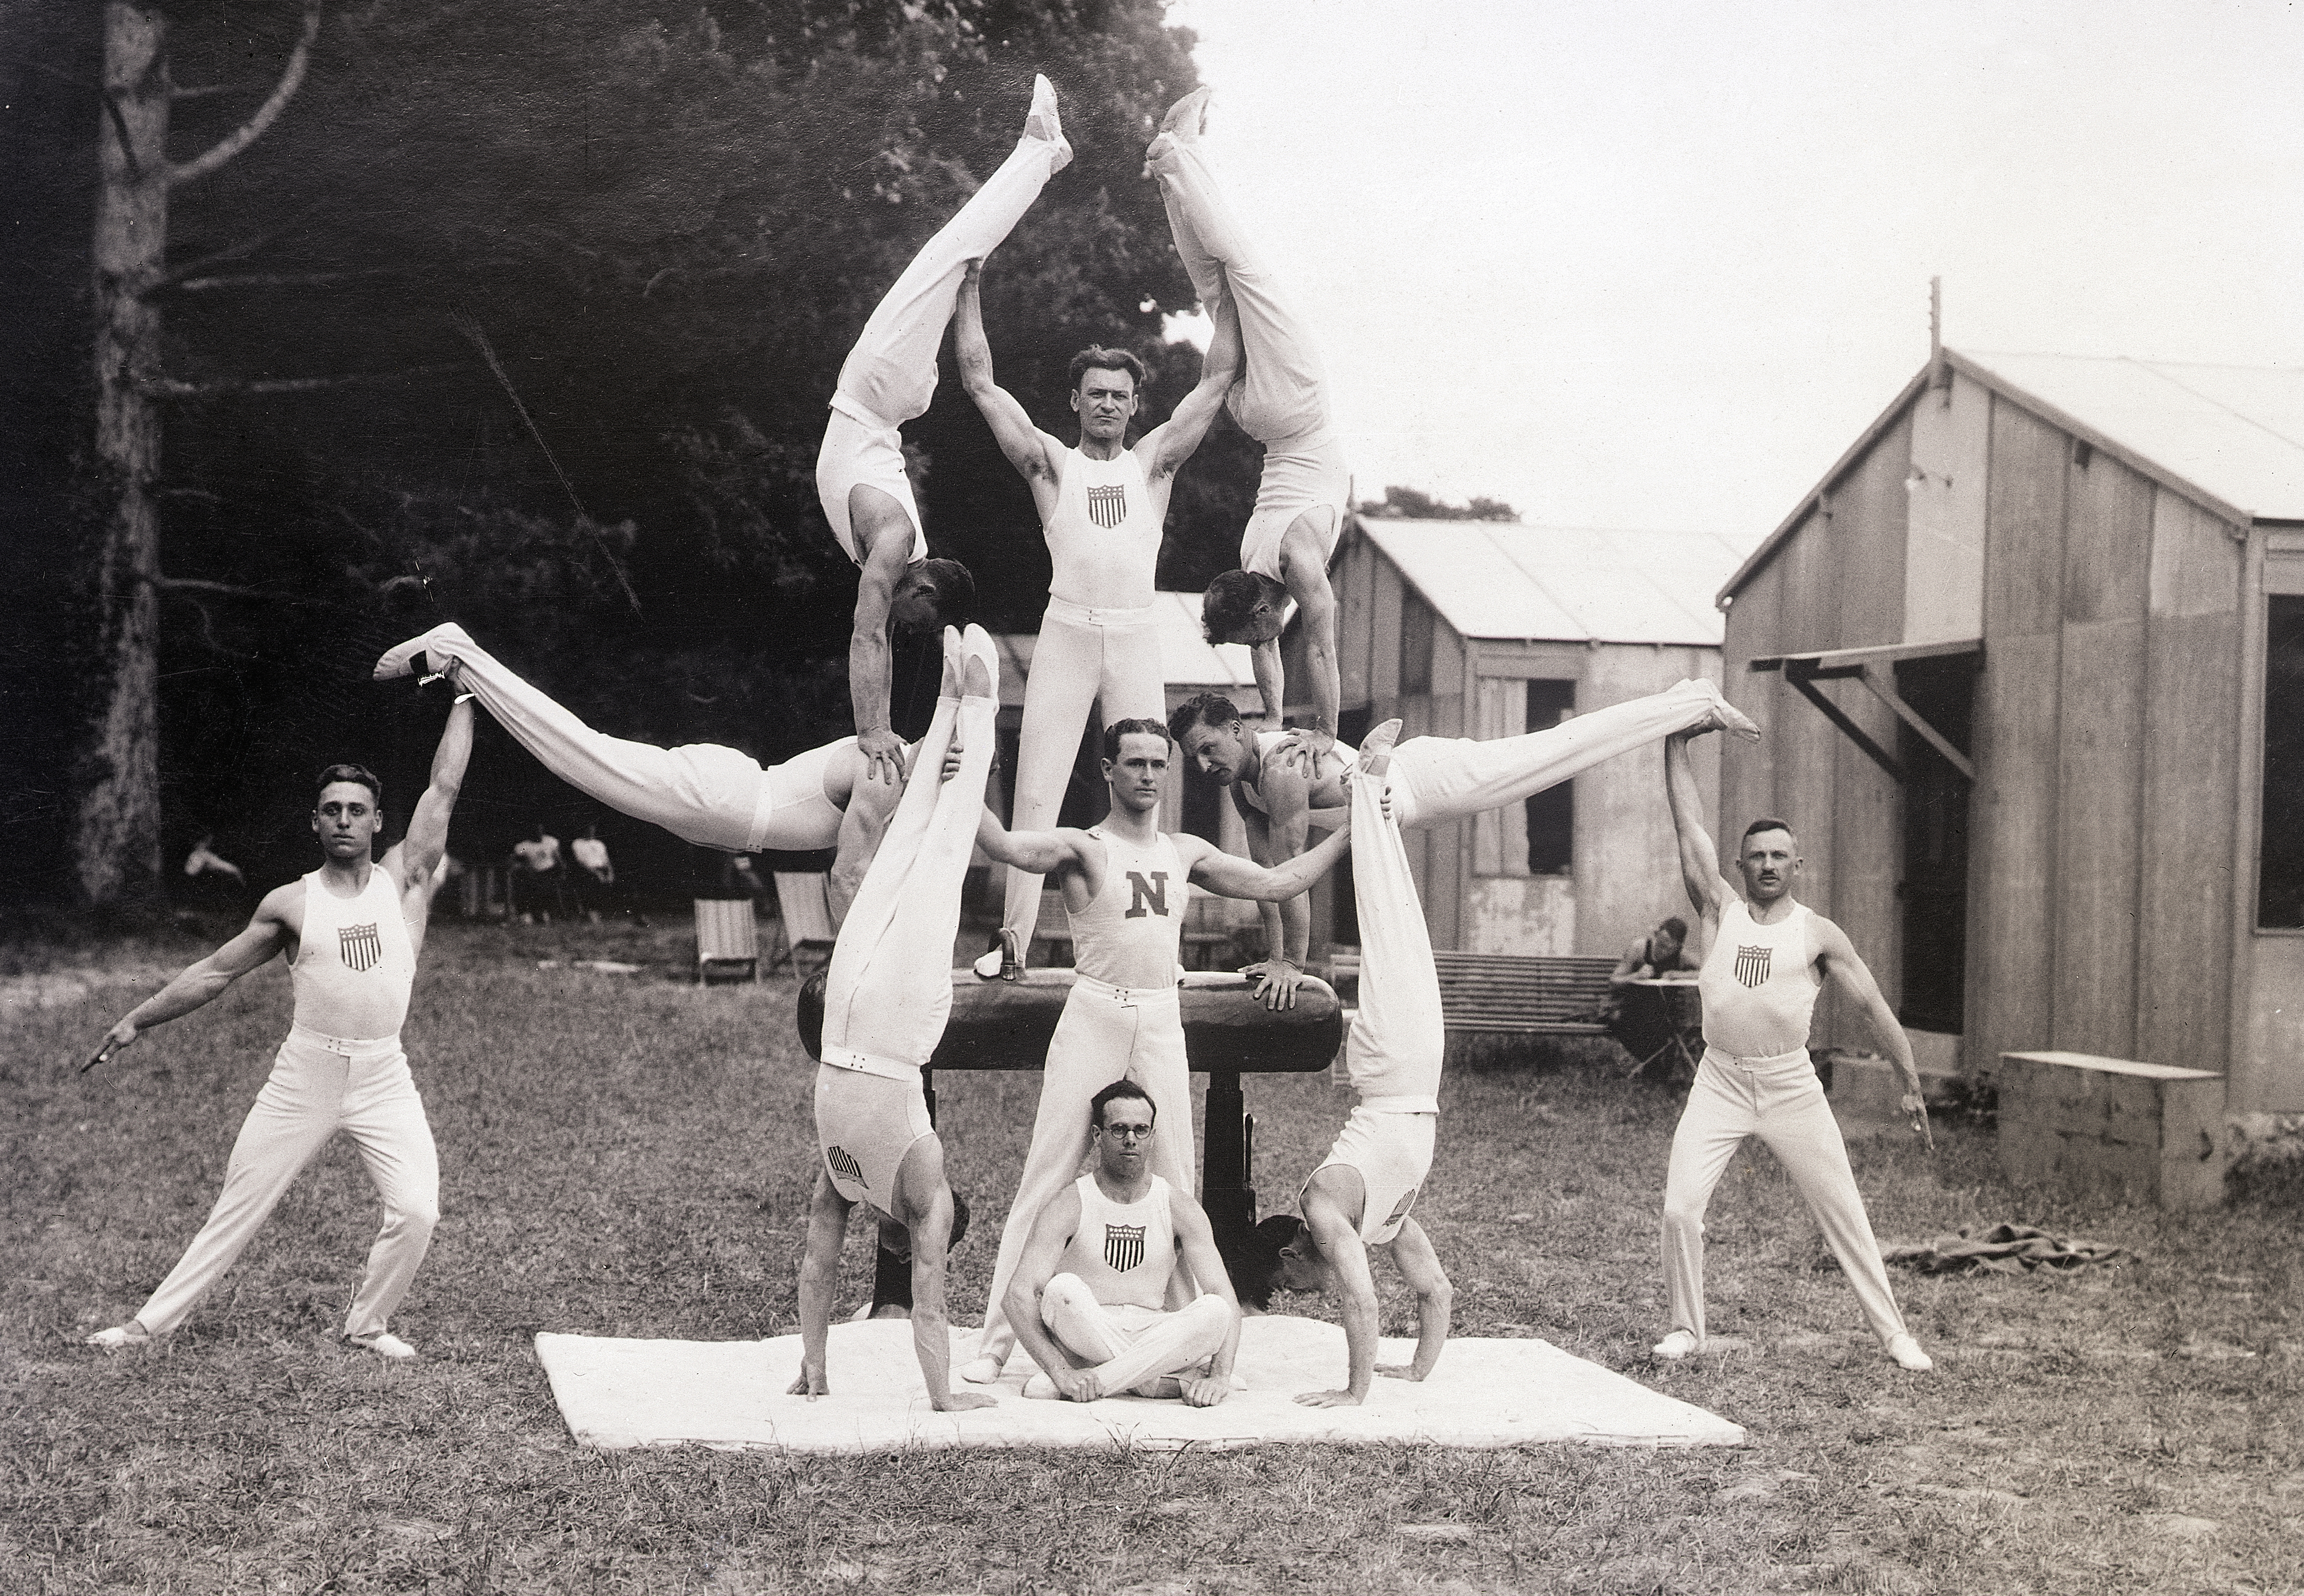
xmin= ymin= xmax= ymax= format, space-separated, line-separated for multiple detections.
xmin=2259 ymin=595 xmax=2304 ymax=928
xmin=1525 ymin=681 xmax=1575 ymax=875
xmin=1472 ymin=677 xmax=1575 ymax=877
xmin=1400 ymin=589 xmax=1435 ymax=696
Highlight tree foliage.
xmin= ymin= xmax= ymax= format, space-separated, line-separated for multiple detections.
xmin=1357 ymin=484 xmax=1519 ymax=523
xmin=6 ymin=0 xmax=1253 ymax=901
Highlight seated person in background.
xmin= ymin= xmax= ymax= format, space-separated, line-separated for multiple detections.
xmin=1005 ymin=1081 xmax=1241 ymax=1406
xmin=570 ymin=825 xmax=614 ymax=924
xmin=510 ymin=825 xmax=563 ymax=924
xmin=1609 ymin=915 xmax=1691 ymax=988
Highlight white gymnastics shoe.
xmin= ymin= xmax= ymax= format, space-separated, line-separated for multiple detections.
xmin=349 ymin=1331 xmax=418 ymax=1361
xmin=1886 ymin=1333 xmax=1934 ymax=1373
xmin=1651 ymin=1330 xmax=1700 ymax=1360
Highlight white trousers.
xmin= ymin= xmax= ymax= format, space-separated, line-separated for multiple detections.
xmin=1343 ymin=750 xmax=1445 ymax=1104
xmin=1042 ymin=1275 xmax=1231 ymax=1397
xmin=1392 ymin=679 xmax=1725 ymax=831
xmin=820 ymin=627 xmax=1001 ymax=1074
xmin=814 ymin=132 xmax=1067 ymax=552
xmin=994 ymin=605 xmax=1166 ymax=953
xmin=432 ymin=632 xmax=847 ymax=854
xmin=1661 ymin=1047 xmax=1910 ymax=1347
xmin=135 ymin=1027 xmax=439 ymax=1340
xmin=1149 ymin=130 xmax=1346 ymax=575
xmin=974 ymin=985 xmax=1195 ymax=1367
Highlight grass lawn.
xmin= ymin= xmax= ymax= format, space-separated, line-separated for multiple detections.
xmin=5 ymin=918 xmax=2301 ymax=1594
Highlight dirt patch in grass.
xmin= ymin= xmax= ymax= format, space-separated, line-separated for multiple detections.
xmin=5 ymin=923 xmax=2300 ymax=1594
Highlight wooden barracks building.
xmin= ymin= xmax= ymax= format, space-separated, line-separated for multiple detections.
xmin=1716 ymin=347 xmax=2304 ymax=1120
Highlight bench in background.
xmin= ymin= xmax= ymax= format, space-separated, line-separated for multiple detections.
xmin=1433 ymin=952 xmax=1617 ymax=1037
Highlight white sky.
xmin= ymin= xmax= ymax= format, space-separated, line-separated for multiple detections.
xmin=1161 ymin=0 xmax=2304 ymax=545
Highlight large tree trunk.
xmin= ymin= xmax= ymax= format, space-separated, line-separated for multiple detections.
xmin=76 ymin=1 xmax=172 ymax=909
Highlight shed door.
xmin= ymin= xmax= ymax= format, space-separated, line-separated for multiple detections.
xmin=1896 ymin=655 xmax=1977 ymax=1033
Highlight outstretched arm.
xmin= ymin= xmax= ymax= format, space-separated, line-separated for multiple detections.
xmin=392 ymin=692 xmax=474 ymax=889
xmin=1374 ymin=1218 xmax=1453 ymax=1383
xmin=1817 ymin=918 xmax=1933 ymax=1148
xmin=849 ymin=532 xmax=915 ymax=785
xmin=1664 ymin=731 xmax=1730 ymax=922
xmin=96 ymin=888 xmax=293 ymax=1059
xmin=1180 ymin=822 xmax=1351 ymax=904
xmin=974 ymin=808 xmax=1090 ymax=877
xmin=956 ymin=261 xmax=1062 ymax=486
xmin=1142 ymin=294 xmax=1242 ymax=480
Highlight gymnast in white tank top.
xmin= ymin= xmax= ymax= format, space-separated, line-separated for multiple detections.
xmin=1696 ymin=899 xmax=1821 ymax=1060
xmin=1044 ymin=446 xmax=1164 ymax=612
xmin=293 ymin=863 xmax=418 ymax=1041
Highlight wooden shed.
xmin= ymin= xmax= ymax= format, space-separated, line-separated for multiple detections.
xmin=1305 ymin=515 xmax=1746 ymax=961
xmin=1718 ymin=350 xmax=2304 ymax=1115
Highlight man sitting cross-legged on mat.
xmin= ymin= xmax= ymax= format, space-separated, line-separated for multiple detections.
xmin=1230 ymin=722 xmax=1454 ymax=1406
xmin=789 ymin=625 xmax=1003 ymax=1412
xmin=957 ymin=719 xmax=1355 ymax=1385
xmin=374 ymin=623 xmax=945 ymax=925
xmin=1005 ymin=1079 xmax=1242 ymax=1405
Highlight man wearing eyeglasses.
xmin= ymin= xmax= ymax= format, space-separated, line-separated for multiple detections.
xmin=1002 ymin=1080 xmax=1242 ymax=1405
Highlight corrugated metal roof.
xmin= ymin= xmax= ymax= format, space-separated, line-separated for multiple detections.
xmin=1356 ymin=519 xmax=1749 ymax=646
xmin=994 ymin=591 xmax=1260 ymax=710
xmin=1956 ymin=352 xmax=2304 ymax=523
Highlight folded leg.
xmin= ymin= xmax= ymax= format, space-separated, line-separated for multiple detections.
xmin=1086 ymin=1294 xmax=1232 ymax=1396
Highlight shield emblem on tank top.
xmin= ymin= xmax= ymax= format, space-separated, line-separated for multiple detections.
xmin=1103 ymin=1223 xmax=1146 ymax=1272
xmin=1385 ymin=1189 xmax=1418 ymax=1229
xmin=826 ymin=1146 xmax=866 ymax=1189
xmin=1086 ymin=482 xmax=1128 ymax=529
xmin=1734 ymin=944 xmax=1772 ymax=988
xmin=338 ymin=921 xmax=383 ymax=973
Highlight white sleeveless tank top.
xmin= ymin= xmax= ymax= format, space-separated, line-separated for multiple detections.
xmin=1056 ymin=1173 xmax=1177 ymax=1311
xmin=1044 ymin=446 xmax=1161 ymax=610
xmin=292 ymin=865 xmax=416 ymax=1040
xmin=1697 ymin=899 xmax=1820 ymax=1059
xmin=1237 ymin=730 xmax=1356 ymax=816
xmin=1068 ymin=828 xmax=1184 ymax=990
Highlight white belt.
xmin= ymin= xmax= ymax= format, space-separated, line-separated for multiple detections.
xmin=827 ymin=392 xmax=897 ymax=434
xmin=818 ymin=1047 xmax=923 ymax=1083
xmin=1045 ymin=595 xmax=1157 ymax=629
xmin=1357 ymin=1094 xmax=1439 ymax=1116
xmin=1704 ymin=1044 xmax=1810 ymax=1071
xmin=1070 ymin=973 xmax=1181 ymax=1009
xmin=289 ymin=1023 xmax=402 ymax=1060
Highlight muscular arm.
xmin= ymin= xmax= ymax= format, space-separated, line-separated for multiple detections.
xmin=390 ymin=693 xmax=474 ymax=891
xmin=1609 ymin=936 xmax=1652 ymax=990
xmin=98 ymin=888 xmax=293 ymax=1055
xmin=1279 ymin=536 xmax=1341 ymax=755
xmin=955 ymin=261 xmax=1063 ymax=488
xmin=1373 ymin=1218 xmax=1453 ymax=1383
xmin=973 ymin=808 xmax=1091 ymax=878
xmin=1179 ymin=824 xmax=1351 ymax=905
xmin=1295 ymin=1173 xmax=1382 ymax=1407
xmin=1142 ymin=294 xmax=1242 ymax=480
xmin=1663 ymin=731 xmax=1731 ymax=923
xmin=787 ymin=1170 xmax=851 ymax=1397
xmin=1817 ymin=917 xmax=1934 ymax=1147
xmin=1248 ymin=763 xmax=1316 ymax=967
xmin=1169 ymin=1195 xmax=1244 ymax=1405
xmin=898 ymin=1164 xmax=993 ymax=1412
xmin=848 ymin=529 xmax=915 ymax=784
xmin=1002 ymin=1186 xmax=1104 ymax=1401
xmin=829 ymin=771 xmax=901 ymax=928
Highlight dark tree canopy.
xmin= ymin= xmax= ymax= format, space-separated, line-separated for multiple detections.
xmin=3 ymin=0 xmax=1267 ymax=904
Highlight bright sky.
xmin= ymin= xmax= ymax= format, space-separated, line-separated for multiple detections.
xmin=1161 ymin=0 xmax=2304 ymax=547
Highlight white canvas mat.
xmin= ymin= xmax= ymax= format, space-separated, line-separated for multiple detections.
xmin=534 ymin=1314 xmax=1746 ymax=1453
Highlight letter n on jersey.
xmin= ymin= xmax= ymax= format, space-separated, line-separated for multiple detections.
xmin=1124 ymin=871 xmax=1169 ymax=919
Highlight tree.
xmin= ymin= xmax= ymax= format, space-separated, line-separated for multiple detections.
xmin=1357 ymin=484 xmax=1519 ymax=522
xmin=77 ymin=0 xmax=322 ymax=909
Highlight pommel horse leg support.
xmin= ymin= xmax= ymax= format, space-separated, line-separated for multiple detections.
xmin=795 ymin=969 xmax=1340 ymax=1275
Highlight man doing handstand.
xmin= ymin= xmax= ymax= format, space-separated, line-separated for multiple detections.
xmin=817 ymin=76 xmax=1065 ymax=783
xmin=1148 ymin=87 xmax=1349 ymax=766
xmin=1232 ymin=722 xmax=1453 ymax=1405
xmin=789 ymin=626 xmax=1002 ymax=1411
xmin=1006 ymin=1080 xmax=1241 ymax=1405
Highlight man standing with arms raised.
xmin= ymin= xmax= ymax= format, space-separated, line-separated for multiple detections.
xmin=1651 ymin=725 xmax=1935 ymax=1371
xmin=954 ymin=240 xmax=1242 ymax=979
xmin=957 ymin=719 xmax=1352 ymax=1385
xmin=1006 ymin=1081 xmax=1242 ymax=1406
xmin=84 ymin=688 xmax=474 ymax=1359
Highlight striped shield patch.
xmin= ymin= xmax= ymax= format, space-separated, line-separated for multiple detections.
xmin=338 ymin=921 xmax=383 ymax=973
xmin=1103 ymin=1222 xmax=1147 ymax=1273
xmin=1085 ymin=482 xmax=1128 ymax=530
xmin=1734 ymin=943 xmax=1772 ymax=988
xmin=1384 ymin=1188 xmax=1419 ymax=1228
xmin=825 ymin=1145 xmax=866 ymax=1189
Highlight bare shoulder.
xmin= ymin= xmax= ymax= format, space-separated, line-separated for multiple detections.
xmin=1804 ymin=909 xmax=1858 ymax=960
xmin=258 ymin=878 xmax=305 ymax=930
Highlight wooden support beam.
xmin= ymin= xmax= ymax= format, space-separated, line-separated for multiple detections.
xmin=1784 ymin=659 xmax=1904 ymax=781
